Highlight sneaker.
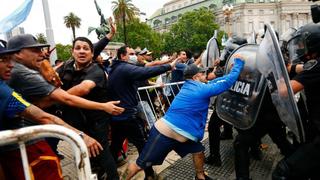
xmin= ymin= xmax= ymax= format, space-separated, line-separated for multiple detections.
xmin=195 ymin=174 xmax=214 ymax=180
xmin=205 ymin=155 xmax=222 ymax=167
xmin=144 ymin=173 xmax=158 ymax=180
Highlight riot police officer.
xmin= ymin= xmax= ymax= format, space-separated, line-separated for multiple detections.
xmin=206 ymin=36 xmax=250 ymax=166
xmin=229 ymin=36 xmax=295 ymax=180
xmin=273 ymin=23 xmax=320 ymax=180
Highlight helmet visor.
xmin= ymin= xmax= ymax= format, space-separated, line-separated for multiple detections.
xmin=287 ymin=35 xmax=306 ymax=62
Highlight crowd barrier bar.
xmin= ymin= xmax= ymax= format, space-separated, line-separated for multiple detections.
xmin=0 ymin=125 xmax=97 ymax=180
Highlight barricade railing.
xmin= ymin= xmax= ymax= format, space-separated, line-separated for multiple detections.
xmin=137 ymin=81 xmax=184 ymax=128
xmin=0 ymin=125 xmax=96 ymax=180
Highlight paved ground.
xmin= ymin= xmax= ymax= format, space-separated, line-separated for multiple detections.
xmin=58 ymin=131 xmax=282 ymax=180
xmin=58 ymin=110 xmax=283 ymax=180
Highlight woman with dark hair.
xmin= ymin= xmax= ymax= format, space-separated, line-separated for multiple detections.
xmin=57 ymin=37 xmax=122 ymax=180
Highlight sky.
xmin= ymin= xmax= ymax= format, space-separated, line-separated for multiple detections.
xmin=0 ymin=0 xmax=170 ymax=45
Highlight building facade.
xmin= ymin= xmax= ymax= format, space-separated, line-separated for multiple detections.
xmin=5 ymin=27 xmax=25 ymax=41
xmin=147 ymin=0 xmax=312 ymax=39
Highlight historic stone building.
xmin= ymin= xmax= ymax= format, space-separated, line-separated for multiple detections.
xmin=147 ymin=0 xmax=313 ymax=39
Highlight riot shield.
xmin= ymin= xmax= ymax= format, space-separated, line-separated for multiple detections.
xmin=201 ymin=37 xmax=220 ymax=68
xmin=256 ymin=24 xmax=305 ymax=142
xmin=216 ymin=44 xmax=267 ymax=130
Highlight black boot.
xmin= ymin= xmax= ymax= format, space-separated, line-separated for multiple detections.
xmin=205 ymin=155 xmax=222 ymax=167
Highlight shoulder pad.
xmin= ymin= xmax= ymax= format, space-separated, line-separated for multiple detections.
xmin=303 ymin=59 xmax=318 ymax=71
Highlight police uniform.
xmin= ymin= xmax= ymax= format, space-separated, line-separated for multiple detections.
xmin=273 ymin=59 xmax=320 ymax=180
xmin=234 ymin=90 xmax=294 ymax=180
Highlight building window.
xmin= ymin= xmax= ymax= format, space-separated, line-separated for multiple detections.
xmin=209 ymin=4 xmax=217 ymax=9
xmin=285 ymin=20 xmax=291 ymax=30
xmin=270 ymin=9 xmax=274 ymax=14
xmin=171 ymin=16 xmax=178 ymax=22
xmin=248 ymin=10 xmax=253 ymax=14
xmin=248 ymin=22 xmax=253 ymax=32
xmin=165 ymin=18 xmax=171 ymax=24
xmin=259 ymin=22 xmax=264 ymax=29
xmin=270 ymin=21 xmax=275 ymax=28
xmin=259 ymin=10 xmax=264 ymax=14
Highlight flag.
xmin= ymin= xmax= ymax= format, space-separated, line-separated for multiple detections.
xmin=0 ymin=0 xmax=34 ymax=33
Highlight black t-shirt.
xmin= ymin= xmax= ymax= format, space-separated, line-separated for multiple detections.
xmin=58 ymin=60 xmax=110 ymax=129
xmin=294 ymin=59 xmax=320 ymax=128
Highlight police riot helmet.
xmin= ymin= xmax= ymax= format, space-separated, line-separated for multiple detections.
xmin=279 ymin=28 xmax=297 ymax=64
xmin=287 ymin=23 xmax=320 ymax=62
xmin=220 ymin=35 xmax=247 ymax=62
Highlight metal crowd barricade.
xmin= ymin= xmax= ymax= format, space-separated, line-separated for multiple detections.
xmin=0 ymin=125 xmax=97 ymax=180
xmin=137 ymin=81 xmax=184 ymax=128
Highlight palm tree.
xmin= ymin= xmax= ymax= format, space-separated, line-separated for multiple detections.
xmin=112 ymin=0 xmax=139 ymax=44
xmin=64 ymin=12 xmax=81 ymax=40
xmin=36 ymin=33 xmax=47 ymax=44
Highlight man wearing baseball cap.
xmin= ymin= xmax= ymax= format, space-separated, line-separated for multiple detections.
xmin=124 ymin=56 xmax=245 ymax=180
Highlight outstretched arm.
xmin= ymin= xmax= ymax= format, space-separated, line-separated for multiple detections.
xmin=20 ymin=105 xmax=103 ymax=157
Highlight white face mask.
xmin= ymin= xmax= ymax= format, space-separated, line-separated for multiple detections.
xmin=128 ymin=55 xmax=138 ymax=64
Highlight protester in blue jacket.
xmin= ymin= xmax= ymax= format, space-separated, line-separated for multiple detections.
xmin=124 ymin=55 xmax=245 ymax=180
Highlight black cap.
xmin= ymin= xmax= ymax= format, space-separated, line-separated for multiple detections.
xmin=0 ymin=40 xmax=20 ymax=55
xmin=183 ymin=64 xmax=207 ymax=79
xmin=7 ymin=34 xmax=50 ymax=51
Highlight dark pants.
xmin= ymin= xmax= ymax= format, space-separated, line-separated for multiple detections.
xmin=110 ymin=115 xmax=154 ymax=177
xmin=234 ymin=108 xmax=294 ymax=179
xmin=208 ymin=110 xmax=233 ymax=157
xmin=87 ymin=119 xmax=119 ymax=180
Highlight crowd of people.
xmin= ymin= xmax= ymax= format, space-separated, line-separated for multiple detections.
xmin=1 ymin=14 xmax=320 ymax=180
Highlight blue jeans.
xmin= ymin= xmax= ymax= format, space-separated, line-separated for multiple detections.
xmin=137 ymin=126 xmax=204 ymax=169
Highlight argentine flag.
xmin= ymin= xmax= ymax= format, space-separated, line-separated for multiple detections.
xmin=0 ymin=0 xmax=34 ymax=33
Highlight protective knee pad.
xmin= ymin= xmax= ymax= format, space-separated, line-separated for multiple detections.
xmin=272 ymin=159 xmax=290 ymax=180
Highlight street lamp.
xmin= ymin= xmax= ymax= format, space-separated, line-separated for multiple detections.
xmin=222 ymin=4 xmax=234 ymax=38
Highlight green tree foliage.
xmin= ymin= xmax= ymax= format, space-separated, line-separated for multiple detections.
xmin=35 ymin=33 xmax=47 ymax=44
xmin=113 ymin=18 xmax=163 ymax=57
xmin=163 ymin=8 xmax=222 ymax=54
xmin=64 ymin=12 xmax=81 ymax=40
xmin=112 ymin=0 xmax=139 ymax=44
xmin=56 ymin=43 xmax=72 ymax=61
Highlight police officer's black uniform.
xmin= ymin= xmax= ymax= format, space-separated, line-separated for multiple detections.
xmin=273 ymin=23 xmax=320 ymax=180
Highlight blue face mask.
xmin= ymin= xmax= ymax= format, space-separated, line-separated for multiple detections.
xmin=128 ymin=55 xmax=138 ymax=64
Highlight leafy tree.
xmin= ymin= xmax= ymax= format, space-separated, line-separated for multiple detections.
xmin=64 ymin=12 xmax=81 ymax=40
xmin=113 ymin=18 xmax=163 ymax=57
xmin=55 ymin=43 xmax=72 ymax=61
xmin=163 ymin=8 xmax=222 ymax=54
xmin=35 ymin=33 xmax=47 ymax=44
xmin=112 ymin=0 xmax=139 ymax=44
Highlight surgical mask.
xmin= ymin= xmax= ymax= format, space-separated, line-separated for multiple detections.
xmin=128 ymin=55 xmax=138 ymax=64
